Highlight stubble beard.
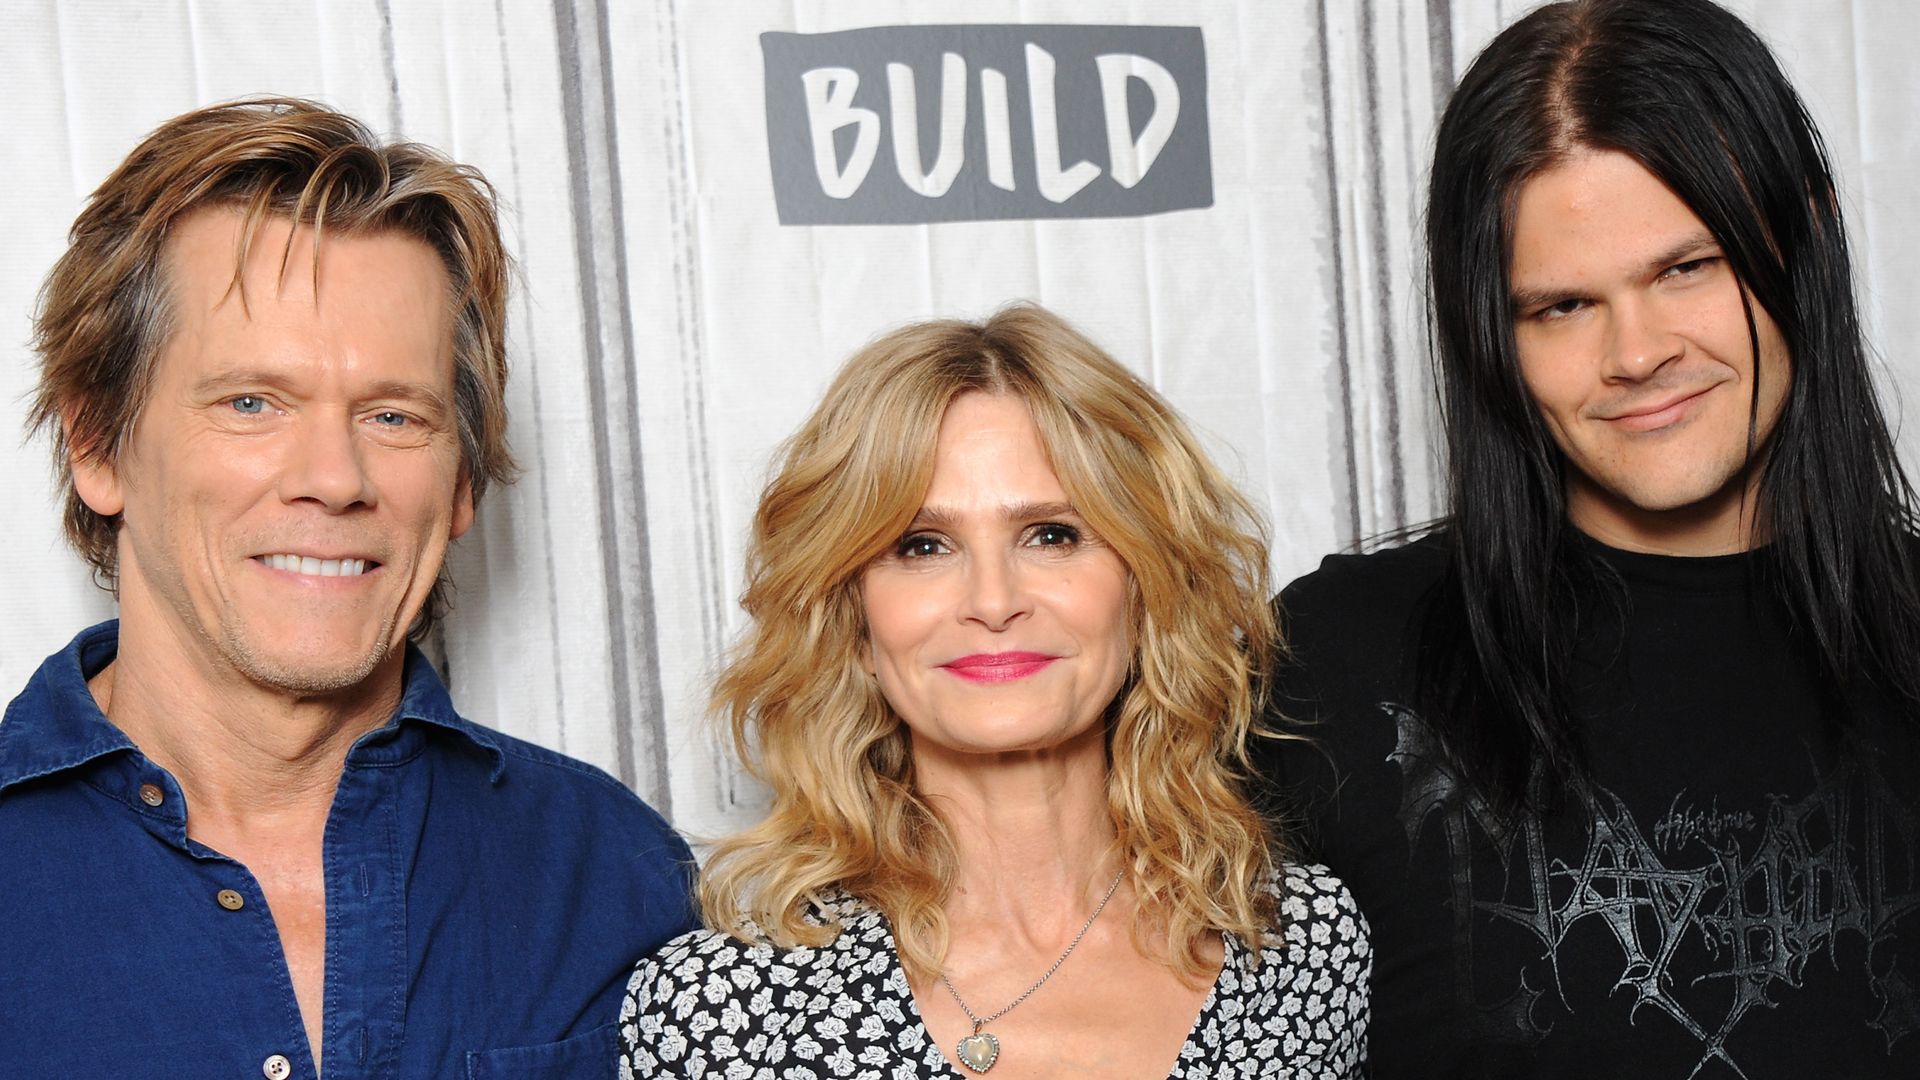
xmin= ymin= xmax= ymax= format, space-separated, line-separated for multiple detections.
xmin=214 ymin=603 xmax=401 ymax=696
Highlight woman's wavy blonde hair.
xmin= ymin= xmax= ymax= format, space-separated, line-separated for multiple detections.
xmin=702 ymin=303 xmax=1282 ymax=984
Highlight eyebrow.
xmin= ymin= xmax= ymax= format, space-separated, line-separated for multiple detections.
xmin=908 ymin=500 xmax=1082 ymax=529
xmin=359 ymin=378 xmax=455 ymax=418
xmin=1509 ymin=230 xmax=1722 ymax=314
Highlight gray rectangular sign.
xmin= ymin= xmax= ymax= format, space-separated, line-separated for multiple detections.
xmin=762 ymin=24 xmax=1211 ymax=225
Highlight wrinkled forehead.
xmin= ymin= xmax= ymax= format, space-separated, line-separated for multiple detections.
xmin=148 ymin=208 xmax=458 ymax=396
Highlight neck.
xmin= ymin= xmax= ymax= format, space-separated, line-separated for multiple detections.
xmin=96 ymin=609 xmax=403 ymax=830
xmin=914 ymin=724 xmax=1118 ymax=936
xmin=1565 ymin=470 xmax=1766 ymax=556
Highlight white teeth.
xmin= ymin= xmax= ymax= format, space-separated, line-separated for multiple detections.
xmin=261 ymin=554 xmax=370 ymax=577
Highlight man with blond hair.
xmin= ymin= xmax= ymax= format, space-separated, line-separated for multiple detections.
xmin=0 ymin=99 xmax=693 ymax=1077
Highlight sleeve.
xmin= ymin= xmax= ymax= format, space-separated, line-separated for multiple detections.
xmin=1278 ymin=863 xmax=1372 ymax=1078
xmin=616 ymin=954 xmax=690 ymax=1079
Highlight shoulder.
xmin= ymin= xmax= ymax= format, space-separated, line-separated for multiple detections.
xmin=1272 ymin=862 xmax=1370 ymax=957
xmin=620 ymin=897 xmax=920 ymax=1072
xmin=1278 ymin=532 xmax=1449 ymax=637
xmin=459 ymin=724 xmax=687 ymax=854
xmin=1269 ymin=534 xmax=1448 ymax=726
xmin=475 ymin=723 xmax=632 ymax=793
xmin=625 ymin=893 xmax=892 ymax=1005
xmin=1246 ymin=863 xmax=1371 ymax=993
xmin=620 ymin=928 xmax=761 ymax=1074
xmin=1196 ymin=864 xmax=1368 ymax=1075
xmin=1251 ymin=864 xmax=1371 ymax=1038
xmin=419 ymin=723 xmax=696 ymax=946
xmin=622 ymin=927 xmax=760 ymax=1010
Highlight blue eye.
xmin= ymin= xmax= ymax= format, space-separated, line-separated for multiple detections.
xmin=370 ymin=411 xmax=409 ymax=427
xmin=229 ymin=395 xmax=267 ymax=414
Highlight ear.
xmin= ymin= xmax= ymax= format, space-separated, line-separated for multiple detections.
xmin=67 ymin=420 xmax=125 ymax=519
xmin=449 ymin=468 xmax=476 ymax=541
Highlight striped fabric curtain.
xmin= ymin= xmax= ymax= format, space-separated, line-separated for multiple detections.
xmin=2 ymin=1 xmax=1913 ymax=836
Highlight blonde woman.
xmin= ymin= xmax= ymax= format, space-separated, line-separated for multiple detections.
xmin=619 ymin=305 xmax=1368 ymax=1078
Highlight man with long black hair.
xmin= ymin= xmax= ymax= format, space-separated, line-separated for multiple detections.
xmin=1260 ymin=0 xmax=1920 ymax=1074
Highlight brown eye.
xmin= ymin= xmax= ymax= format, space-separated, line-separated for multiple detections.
xmin=894 ymin=533 xmax=948 ymax=558
xmin=1666 ymin=257 xmax=1716 ymax=278
xmin=1026 ymin=524 xmax=1080 ymax=548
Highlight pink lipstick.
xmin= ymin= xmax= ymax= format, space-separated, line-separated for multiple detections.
xmin=941 ymin=652 xmax=1059 ymax=683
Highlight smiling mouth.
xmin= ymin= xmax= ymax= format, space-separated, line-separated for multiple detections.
xmin=257 ymin=554 xmax=377 ymax=577
xmin=1600 ymin=386 xmax=1715 ymax=432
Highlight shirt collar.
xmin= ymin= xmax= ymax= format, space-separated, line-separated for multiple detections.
xmin=0 ymin=620 xmax=507 ymax=793
xmin=0 ymin=621 xmax=134 ymax=792
xmin=357 ymin=645 xmax=509 ymax=782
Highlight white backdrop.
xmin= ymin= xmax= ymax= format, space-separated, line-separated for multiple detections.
xmin=2 ymin=1 xmax=1915 ymax=840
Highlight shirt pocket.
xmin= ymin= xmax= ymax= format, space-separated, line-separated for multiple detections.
xmin=465 ymin=1022 xmax=616 ymax=1080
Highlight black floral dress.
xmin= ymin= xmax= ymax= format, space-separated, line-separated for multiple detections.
xmin=617 ymin=863 xmax=1369 ymax=1078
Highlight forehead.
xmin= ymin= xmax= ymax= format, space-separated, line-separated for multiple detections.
xmin=1509 ymin=150 xmax=1711 ymax=282
xmin=925 ymin=392 xmax=1067 ymax=501
xmin=157 ymin=208 xmax=456 ymax=381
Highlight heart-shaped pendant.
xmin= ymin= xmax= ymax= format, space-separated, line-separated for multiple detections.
xmin=956 ymin=1031 xmax=1001 ymax=1072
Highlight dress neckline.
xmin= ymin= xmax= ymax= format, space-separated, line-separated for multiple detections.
xmin=847 ymin=896 xmax=1240 ymax=1079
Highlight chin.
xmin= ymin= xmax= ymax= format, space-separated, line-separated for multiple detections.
xmin=941 ymin=716 xmax=1101 ymax=757
xmin=219 ymin=616 xmax=400 ymax=695
xmin=1615 ymin=470 xmax=1747 ymax=515
xmin=1577 ymin=450 xmax=1746 ymax=513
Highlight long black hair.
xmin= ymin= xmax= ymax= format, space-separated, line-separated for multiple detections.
xmin=1420 ymin=0 xmax=1920 ymax=812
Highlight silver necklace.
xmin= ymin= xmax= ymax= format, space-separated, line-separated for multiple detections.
xmin=940 ymin=870 xmax=1124 ymax=1073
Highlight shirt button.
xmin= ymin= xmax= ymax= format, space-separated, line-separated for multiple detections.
xmin=217 ymin=889 xmax=246 ymax=911
xmin=262 ymin=1054 xmax=292 ymax=1080
xmin=138 ymin=784 xmax=164 ymax=807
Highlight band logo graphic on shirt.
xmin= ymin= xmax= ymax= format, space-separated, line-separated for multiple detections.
xmin=1651 ymin=794 xmax=1756 ymax=853
xmin=761 ymin=25 xmax=1211 ymax=224
xmin=1385 ymin=703 xmax=1920 ymax=1070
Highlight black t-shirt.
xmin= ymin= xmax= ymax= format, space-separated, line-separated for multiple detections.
xmin=1258 ymin=533 xmax=1920 ymax=1078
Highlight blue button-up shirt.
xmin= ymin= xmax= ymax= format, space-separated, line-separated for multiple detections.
xmin=0 ymin=622 xmax=697 ymax=1079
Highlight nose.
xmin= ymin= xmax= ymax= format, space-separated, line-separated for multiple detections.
xmin=958 ymin=552 xmax=1032 ymax=631
xmin=1602 ymin=294 xmax=1685 ymax=382
xmin=280 ymin=411 xmax=375 ymax=511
